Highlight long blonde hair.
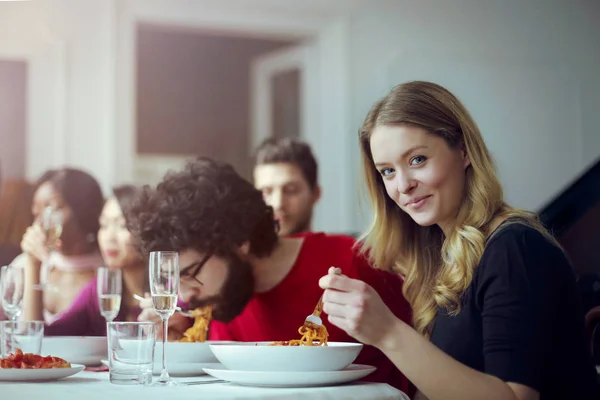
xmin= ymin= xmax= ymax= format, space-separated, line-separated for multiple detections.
xmin=359 ymin=81 xmax=551 ymax=337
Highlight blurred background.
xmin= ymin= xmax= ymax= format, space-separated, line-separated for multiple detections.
xmin=0 ymin=0 xmax=599 ymax=279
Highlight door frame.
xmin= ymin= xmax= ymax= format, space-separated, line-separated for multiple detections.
xmin=249 ymin=43 xmax=315 ymax=151
xmin=116 ymin=0 xmax=352 ymax=231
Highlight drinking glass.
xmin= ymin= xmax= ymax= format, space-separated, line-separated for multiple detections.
xmin=41 ymin=205 xmax=63 ymax=251
xmin=149 ymin=251 xmax=179 ymax=386
xmin=97 ymin=267 xmax=122 ymax=322
xmin=107 ymin=321 xmax=155 ymax=385
xmin=31 ymin=206 xmax=63 ymax=293
xmin=1 ymin=265 xmax=24 ymax=321
xmin=0 ymin=320 xmax=44 ymax=357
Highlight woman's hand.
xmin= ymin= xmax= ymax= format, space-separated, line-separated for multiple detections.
xmin=319 ymin=266 xmax=401 ymax=350
xmin=20 ymin=225 xmax=50 ymax=264
xmin=136 ymin=293 xmax=191 ymax=340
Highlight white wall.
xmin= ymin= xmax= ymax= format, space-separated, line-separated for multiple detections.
xmin=114 ymin=0 xmax=354 ymax=234
xmin=0 ymin=0 xmax=115 ymax=194
xmin=347 ymin=0 xmax=600 ymax=230
xmin=1 ymin=0 xmax=598 ymax=235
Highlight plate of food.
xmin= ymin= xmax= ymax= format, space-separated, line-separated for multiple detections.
xmin=209 ymin=323 xmax=363 ymax=372
xmin=0 ymin=348 xmax=84 ymax=381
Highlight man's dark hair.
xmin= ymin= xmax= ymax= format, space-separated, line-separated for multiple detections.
xmin=254 ymin=138 xmax=318 ymax=189
xmin=129 ymin=157 xmax=279 ymax=258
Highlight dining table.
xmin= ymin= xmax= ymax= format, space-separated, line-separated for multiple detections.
xmin=0 ymin=370 xmax=411 ymax=400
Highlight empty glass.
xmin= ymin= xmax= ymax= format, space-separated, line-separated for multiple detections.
xmin=107 ymin=321 xmax=155 ymax=385
xmin=0 ymin=321 xmax=44 ymax=357
xmin=1 ymin=265 xmax=24 ymax=321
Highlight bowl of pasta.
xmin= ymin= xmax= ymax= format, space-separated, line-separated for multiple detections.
xmin=155 ymin=306 xmax=219 ymax=365
xmin=209 ymin=341 xmax=363 ymax=372
xmin=209 ymin=323 xmax=362 ymax=372
xmin=41 ymin=336 xmax=107 ymax=366
xmin=155 ymin=342 xmax=218 ymax=364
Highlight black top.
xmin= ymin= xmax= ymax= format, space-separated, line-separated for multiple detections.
xmin=430 ymin=221 xmax=599 ymax=399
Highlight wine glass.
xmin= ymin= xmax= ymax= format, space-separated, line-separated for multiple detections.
xmin=97 ymin=267 xmax=122 ymax=322
xmin=31 ymin=206 xmax=64 ymax=293
xmin=41 ymin=206 xmax=63 ymax=251
xmin=1 ymin=265 xmax=24 ymax=321
xmin=149 ymin=251 xmax=179 ymax=386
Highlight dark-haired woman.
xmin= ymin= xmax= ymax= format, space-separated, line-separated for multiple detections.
xmin=18 ymin=168 xmax=105 ymax=324
xmin=23 ymin=185 xmax=147 ymax=335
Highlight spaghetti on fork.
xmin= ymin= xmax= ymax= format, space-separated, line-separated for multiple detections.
xmin=178 ymin=306 xmax=213 ymax=342
xmin=269 ymin=324 xmax=329 ymax=346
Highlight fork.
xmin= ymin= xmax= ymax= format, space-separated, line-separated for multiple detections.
xmin=132 ymin=293 xmax=195 ymax=317
xmin=303 ymin=293 xmax=325 ymax=330
xmin=303 ymin=267 xmax=340 ymax=330
xmin=183 ymin=379 xmax=225 ymax=385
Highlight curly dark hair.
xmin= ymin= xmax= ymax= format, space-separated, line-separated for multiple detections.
xmin=128 ymin=157 xmax=279 ymax=258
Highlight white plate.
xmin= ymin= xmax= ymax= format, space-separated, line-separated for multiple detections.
xmin=203 ymin=364 xmax=376 ymax=388
xmin=101 ymin=359 xmax=221 ymax=377
xmin=0 ymin=364 xmax=85 ymax=382
xmin=42 ymin=337 xmax=107 ymax=366
xmin=209 ymin=341 xmax=363 ymax=372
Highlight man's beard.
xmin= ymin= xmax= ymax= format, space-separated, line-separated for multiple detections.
xmin=280 ymin=208 xmax=313 ymax=236
xmin=188 ymin=253 xmax=255 ymax=323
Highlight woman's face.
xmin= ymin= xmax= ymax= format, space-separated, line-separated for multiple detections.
xmin=98 ymin=197 xmax=140 ymax=269
xmin=32 ymin=181 xmax=77 ymax=251
xmin=369 ymin=124 xmax=470 ymax=235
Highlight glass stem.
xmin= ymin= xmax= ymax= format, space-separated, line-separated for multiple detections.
xmin=160 ymin=317 xmax=169 ymax=381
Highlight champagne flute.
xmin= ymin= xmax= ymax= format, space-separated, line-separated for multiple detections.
xmin=41 ymin=206 xmax=63 ymax=251
xmin=31 ymin=206 xmax=63 ymax=293
xmin=97 ymin=267 xmax=122 ymax=322
xmin=149 ymin=251 xmax=179 ymax=386
xmin=1 ymin=265 xmax=24 ymax=321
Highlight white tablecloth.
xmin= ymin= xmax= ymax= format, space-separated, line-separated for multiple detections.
xmin=0 ymin=371 xmax=410 ymax=400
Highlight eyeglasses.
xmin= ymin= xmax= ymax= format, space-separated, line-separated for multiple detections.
xmin=179 ymin=252 xmax=211 ymax=286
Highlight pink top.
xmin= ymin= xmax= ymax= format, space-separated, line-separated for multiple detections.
xmin=44 ymin=277 xmax=141 ymax=336
xmin=11 ymin=251 xmax=103 ymax=323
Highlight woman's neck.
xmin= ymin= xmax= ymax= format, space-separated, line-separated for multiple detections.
xmin=60 ymin=240 xmax=98 ymax=257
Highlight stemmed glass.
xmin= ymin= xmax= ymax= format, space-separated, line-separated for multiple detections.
xmin=97 ymin=267 xmax=122 ymax=322
xmin=32 ymin=206 xmax=64 ymax=293
xmin=149 ymin=251 xmax=179 ymax=386
xmin=1 ymin=265 xmax=24 ymax=321
xmin=41 ymin=206 xmax=63 ymax=252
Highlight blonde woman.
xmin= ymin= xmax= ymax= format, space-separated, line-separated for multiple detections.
xmin=319 ymin=81 xmax=599 ymax=400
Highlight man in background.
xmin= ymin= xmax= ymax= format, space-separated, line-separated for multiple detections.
xmin=253 ymin=138 xmax=321 ymax=236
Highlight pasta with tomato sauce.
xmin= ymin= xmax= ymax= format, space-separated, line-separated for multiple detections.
xmin=178 ymin=306 xmax=212 ymax=343
xmin=270 ymin=324 xmax=329 ymax=346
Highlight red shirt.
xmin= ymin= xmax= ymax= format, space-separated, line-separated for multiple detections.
xmin=210 ymin=232 xmax=413 ymax=394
